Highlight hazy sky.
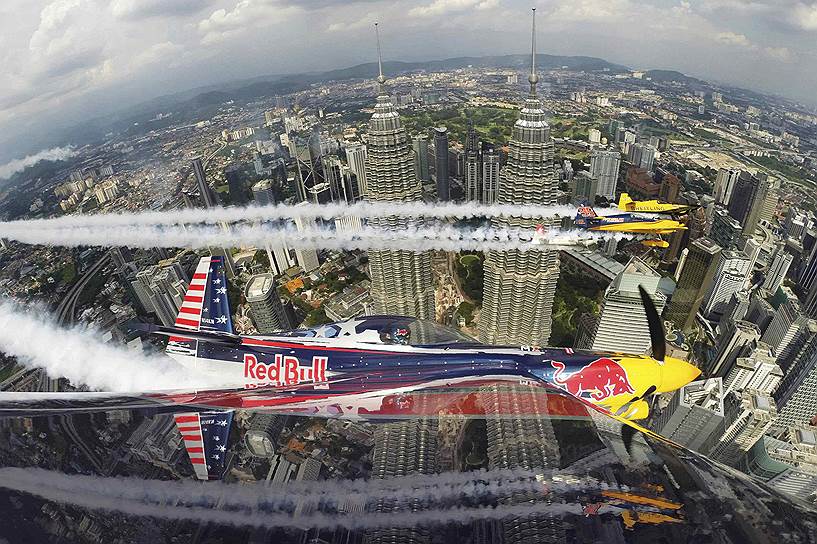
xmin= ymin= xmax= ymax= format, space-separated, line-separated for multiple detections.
xmin=2 ymin=0 xmax=817 ymax=159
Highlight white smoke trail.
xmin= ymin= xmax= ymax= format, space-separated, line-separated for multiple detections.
xmin=0 ymin=468 xmax=595 ymax=529
xmin=0 ymin=146 xmax=77 ymax=180
xmin=5 ymin=202 xmax=580 ymax=231
xmin=0 ymin=301 xmax=220 ymax=391
xmin=0 ymin=222 xmax=631 ymax=252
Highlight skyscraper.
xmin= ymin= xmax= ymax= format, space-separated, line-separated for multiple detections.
xmin=412 ymin=134 xmax=430 ymax=183
xmin=245 ymin=273 xmax=293 ymax=332
xmin=708 ymin=389 xmax=777 ymax=467
xmin=701 ymin=250 xmax=751 ymax=318
xmin=481 ymin=143 xmax=500 ymax=205
xmin=743 ymin=426 xmax=817 ymax=502
xmin=345 ymin=143 xmax=368 ymax=196
xmin=774 ymin=334 xmax=817 ymax=427
xmin=464 ymin=119 xmax=481 ymax=202
xmin=225 ymin=165 xmax=248 ymax=205
xmin=728 ymin=171 xmax=769 ymax=236
xmin=714 ymin=168 xmax=740 ymax=206
xmin=589 ymin=257 xmax=665 ymax=354
xmin=763 ymin=247 xmax=793 ymax=293
xmin=707 ymin=320 xmax=761 ymax=377
xmin=761 ymin=293 xmax=805 ymax=358
xmin=589 ymin=149 xmax=620 ymax=200
xmin=479 ymin=10 xmax=560 ymax=345
xmin=665 ymin=237 xmax=721 ymax=332
xmin=652 ymin=378 xmax=725 ymax=453
xmin=722 ymin=343 xmax=782 ymax=396
xmin=251 ymin=179 xmax=276 ymax=206
xmin=364 ymin=24 xmax=435 ymax=319
xmin=432 ymin=127 xmax=450 ymax=201
xmin=627 ymin=142 xmax=656 ymax=172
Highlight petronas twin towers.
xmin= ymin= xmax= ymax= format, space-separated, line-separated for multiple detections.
xmin=365 ymin=12 xmax=559 ymax=345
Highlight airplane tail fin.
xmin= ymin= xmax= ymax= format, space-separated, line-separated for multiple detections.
xmin=174 ymin=411 xmax=234 ymax=480
xmin=167 ymin=255 xmax=234 ymax=353
xmin=618 ymin=193 xmax=634 ymax=211
xmin=574 ymin=205 xmax=597 ymax=227
xmin=172 ymin=255 xmax=234 ymax=335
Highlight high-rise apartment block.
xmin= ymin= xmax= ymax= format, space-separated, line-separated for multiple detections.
xmin=589 ymin=149 xmax=620 ymax=200
xmin=245 ymin=273 xmax=293 ymax=333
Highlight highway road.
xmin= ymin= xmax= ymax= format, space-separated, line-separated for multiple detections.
xmin=35 ymin=251 xmax=111 ymax=392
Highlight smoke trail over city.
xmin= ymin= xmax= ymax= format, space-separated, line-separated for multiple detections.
xmin=0 ymin=222 xmax=631 ymax=252
xmin=0 ymin=146 xmax=77 ymax=180
xmin=0 ymin=467 xmax=598 ymax=530
xmin=6 ymin=201 xmax=581 ymax=230
xmin=0 ymin=301 xmax=219 ymax=391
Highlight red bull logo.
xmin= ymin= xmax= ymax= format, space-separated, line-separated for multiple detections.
xmin=551 ymin=358 xmax=634 ymax=401
xmin=244 ymin=354 xmax=327 ymax=388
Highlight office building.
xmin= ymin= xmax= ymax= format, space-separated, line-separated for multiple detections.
xmin=763 ymin=248 xmax=793 ymax=293
xmin=722 ymin=343 xmax=782 ymax=396
xmin=364 ymin=44 xmax=434 ymax=319
xmin=710 ymin=207 xmax=743 ymax=250
xmin=590 ymin=258 xmax=665 ymax=354
xmin=728 ymin=171 xmax=769 ymax=235
xmin=588 ymin=128 xmax=601 ymax=144
xmin=481 ymin=143 xmax=500 ymax=205
xmin=743 ymin=426 xmax=817 ymax=502
xmin=714 ymin=168 xmax=740 ymax=206
xmin=479 ymin=22 xmax=561 ymax=346
xmin=658 ymin=171 xmax=681 ymax=203
xmin=701 ymin=250 xmax=751 ymax=318
xmin=293 ymin=213 xmax=320 ymax=273
xmin=251 ymin=179 xmax=276 ymax=206
xmin=653 ymin=378 xmax=725 ymax=453
xmin=432 ymin=127 xmax=450 ymax=201
xmin=761 ymin=294 xmax=805 ymax=358
xmin=759 ymin=177 xmax=780 ymax=226
xmin=665 ymin=237 xmax=721 ymax=332
xmin=774 ymin=334 xmax=817 ymax=427
xmin=708 ymin=389 xmax=777 ymax=467
xmin=245 ymin=273 xmax=293 ymax=333
xmin=132 ymin=262 xmax=189 ymax=327
xmin=589 ymin=149 xmax=620 ymax=200
xmin=707 ymin=320 xmax=761 ymax=378
xmin=412 ymin=134 xmax=430 ymax=183
xmin=225 ymin=165 xmax=248 ymax=205
xmin=345 ymin=143 xmax=368 ymax=196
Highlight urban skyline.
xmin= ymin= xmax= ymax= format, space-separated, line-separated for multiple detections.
xmin=1 ymin=4 xmax=817 ymax=540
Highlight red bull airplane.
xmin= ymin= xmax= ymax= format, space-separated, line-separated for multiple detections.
xmin=573 ymin=205 xmax=687 ymax=249
xmin=0 ymin=256 xmax=700 ymax=480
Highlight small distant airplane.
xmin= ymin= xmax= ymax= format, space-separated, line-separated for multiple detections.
xmin=617 ymin=193 xmax=693 ymax=216
xmin=574 ymin=205 xmax=687 ymax=249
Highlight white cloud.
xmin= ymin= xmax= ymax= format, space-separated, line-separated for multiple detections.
xmin=763 ymin=45 xmax=793 ymax=61
xmin=791 ymin=2 xmax=817 ymax=30
xmin=198 ymin=0 xmax=301 ymax=45
xmin=715 ymin=31 xmax=752 ymax=47
xmin=111 ymin=0 xmax=214 ymax=20
xmin=408 ymin=0 xmax=498 ymax=18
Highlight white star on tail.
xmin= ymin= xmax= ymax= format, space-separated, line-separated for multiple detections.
xmin=216 ymin=315 xmax=228 ymax=324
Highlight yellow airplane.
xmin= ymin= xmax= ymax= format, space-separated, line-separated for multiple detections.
xmin=575 ymin=205 xmax=687 ymax=249
xmin=617 ymin=193 xmax=693 ymax=215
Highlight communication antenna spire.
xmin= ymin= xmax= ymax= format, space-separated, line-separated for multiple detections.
xmin=528 ymin=7 xmax=539 ymax=98
xmin=375 ymin=22 xmax=386 ymax=93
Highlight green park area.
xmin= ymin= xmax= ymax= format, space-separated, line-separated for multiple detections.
xmin=549 ymin=270 xmax=604 ymax=347
xmin=401 ymin=106 xmax=518 ymax=145
xmin=455 ymin=253 xmax=484 ymax=303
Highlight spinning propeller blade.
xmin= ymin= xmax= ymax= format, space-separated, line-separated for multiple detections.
xmin=639 ymin=285 xmax=666 ymax=362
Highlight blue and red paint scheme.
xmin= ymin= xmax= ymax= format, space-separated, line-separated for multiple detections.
xmin=129 ymin=256 xmax=698 ymax=479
